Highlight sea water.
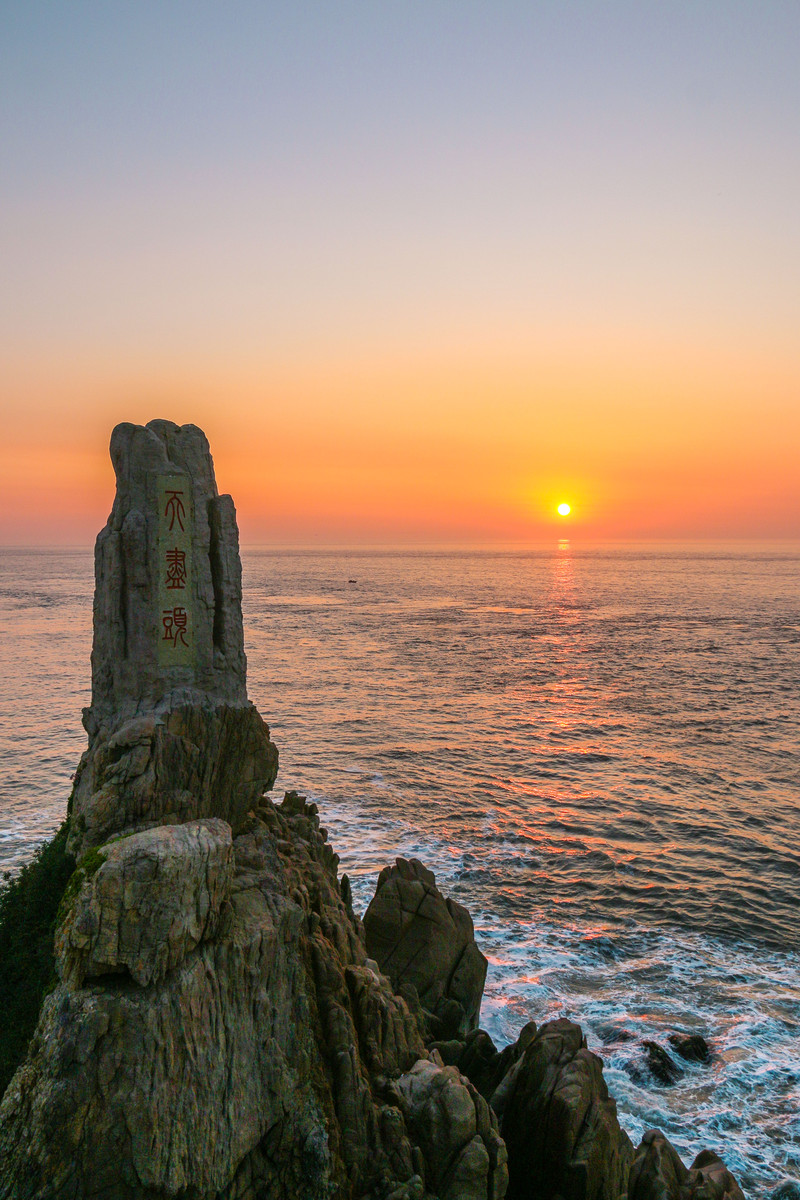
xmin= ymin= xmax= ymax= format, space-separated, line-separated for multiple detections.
xmin=1 ymin=544 xmax=798 ymax=1194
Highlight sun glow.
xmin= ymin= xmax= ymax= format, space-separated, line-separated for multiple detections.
xmin=557 ymin=503 xmax=572 ymax=516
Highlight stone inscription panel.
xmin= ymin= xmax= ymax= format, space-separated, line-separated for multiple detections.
xmin=157 ymin=474 xmax=194 ymax=669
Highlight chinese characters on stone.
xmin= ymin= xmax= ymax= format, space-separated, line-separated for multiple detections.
xmin=163 ymin=489 xmax=186 ymax=532
xmin=157 ymin=476 xmax=193 ymax=666
xmin=164 ymin=547 xmax=187 ymax=589
xmin=162 ymin=606 xmax=189 ymax=648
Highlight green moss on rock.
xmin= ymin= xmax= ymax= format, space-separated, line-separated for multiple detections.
xmin=0 ymin=821 xmax=76 ymax=1099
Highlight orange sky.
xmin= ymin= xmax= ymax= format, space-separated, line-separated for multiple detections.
xmin=1 ymin=5 xmax=798 ymax=545
xmin=2 ymin=323 xmax=798 ymax=544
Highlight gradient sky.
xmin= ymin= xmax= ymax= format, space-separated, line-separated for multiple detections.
xmin=1 ymin=1 xmax=798 ymax=543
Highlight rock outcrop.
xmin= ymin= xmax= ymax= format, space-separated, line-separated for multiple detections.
xmin=500 ymin=1019 xmax=635 ymax=1200
xmin=0 ymin=421 xmax=750 ymax=1200
xmin=364 ymin=857 xmax=488 ymax=1039
xmin=391 ymin=1058 xmax=508 ymax=1200
xmin=629 ymin=1131 xmax=746 ymax=1200
xmin=69 ymin=419 xmax=277 ymax=855
xmin=0 ymin=794 xmax=438 ymax=1199
xmin=54 ymin=818 xmax=233 ymax=989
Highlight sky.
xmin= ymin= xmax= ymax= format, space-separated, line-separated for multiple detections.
xmin=1 ymin=1 xmax=798 ymax=544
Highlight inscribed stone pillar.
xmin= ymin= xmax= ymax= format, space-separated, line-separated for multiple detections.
xmin=69 ymin=420 xmax=277 ymax=853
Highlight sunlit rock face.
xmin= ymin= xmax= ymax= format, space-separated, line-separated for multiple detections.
xmin=69 ymin=419 xmax=277 ymax=853
xmin=89 ymin=419 xmax=247 ymax=726
xmin=363 ymin=856 xmax=488 ymax=1040
xmin=55 ymin=818 xmax=233 ymax=989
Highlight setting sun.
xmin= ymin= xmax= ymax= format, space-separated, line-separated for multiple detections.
xmin=557 ymin=502 xmax=572 ymax=516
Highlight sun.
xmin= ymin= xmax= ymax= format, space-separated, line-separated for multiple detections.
xmin=557 ymin=502 xmax=571 ymax=516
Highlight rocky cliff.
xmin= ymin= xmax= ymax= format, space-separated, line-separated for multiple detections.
xmin=0 ymin=421 xmax=747 ymax=1200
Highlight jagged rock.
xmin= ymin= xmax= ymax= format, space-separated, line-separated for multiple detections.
xmin=500 ymin=1018 xmax=634 ymax=1200
xmin=55 ymin=818 xmax=233 ymax=988
xmin=0 ymin=796 xmax=431 ymax=1199
xmin=629 ymin=1131 xmax=745 ymax=1200
xmin=456 ymin=1022 xmax=539 ymax=1104
xmin=629 ymin=1129 xmax=689 ymax=1200
xmin=69 ymin=699 xmax=278 ymax=852
xmin=686 ymin=1151 xmax=746 ymax=1200
xmin=392 ymin=1058 xmax=509 ymax=1200
xmin=668 ymin=1033 xmax=711 ymax=1064
xmin=643 ymin=1040 xmax=684 ymax=1086
xmin=364 ymin=857 xmax=488 ymax=1039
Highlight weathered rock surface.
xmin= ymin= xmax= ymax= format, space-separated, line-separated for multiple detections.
xmin=0 ymin=796 xmax=432 ymax=1199
xmin=68 ymin=420 xmax=278 ymax=855
xmin=392 ymin=1057 xmax=508 ymax=1200
xmin=89 ymin=419 xmax=246 ymax=728
xmin=500 ymin=1018 xmax=635 ymax=1200
xmin=55 ymin=818 xmax=233 ymax=988
xmin=70 ymin=700 xmax=278 ymax=852
xmin=0 ymin=421 xmax=751 ymax=1200
xmin=629 ymin=1129 xmax=689 ymax=1200
xmin=364 ymin=857 xmax=488 ymax=1039
xmin=629 ymin=1131 xmax=746 ymax=1200
xmin=432 ymin=1021 xmax=539 ymax=1107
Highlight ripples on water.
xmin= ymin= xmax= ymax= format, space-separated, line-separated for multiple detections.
xmin=0 ymin=543 xmax=798 ymax=1194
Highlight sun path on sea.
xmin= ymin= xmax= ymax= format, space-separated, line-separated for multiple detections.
xmin=0 ymin=420 xmax=748 ymax=1200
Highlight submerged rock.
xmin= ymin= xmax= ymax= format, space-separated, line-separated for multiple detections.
xmin=668 ymin=1032 xmax=711 ymax=1064
xmin=363 ymin=856 xmax=488 ymax=1039
xmin=643 ymin=1040 xmax=684 ymax=1086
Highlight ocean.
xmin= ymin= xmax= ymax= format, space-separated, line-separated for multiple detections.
xmin=1 ymin=543 xmax=798 ymax=1195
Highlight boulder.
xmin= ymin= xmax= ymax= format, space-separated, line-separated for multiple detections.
xmin=629 ymin=1129 xmax=688 ymax=1200
xmin=643 ymin=1040 xmax=684 ymax=1086
xmin=686 ymin=1150 xmax=746 ymax=1200
xmin=392 ymin=1057 xmax=508 ymax=1200
xmin=500 ymin=1018 xmax=634 ymax=1200
xmin=668 ymin=1033 xmax=711 ymax=1064
xmin=55 ymin=818 xmax=233 ymax=988
xmin=364 ymin=857 xmax=488 ymax=1038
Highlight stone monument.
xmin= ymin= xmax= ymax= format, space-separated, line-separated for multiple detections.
xmin=69 ymin=419 xmax=278 ymax=852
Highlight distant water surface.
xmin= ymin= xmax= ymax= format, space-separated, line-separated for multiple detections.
xmin=0 ymin=543 xmax=798 ymax=1194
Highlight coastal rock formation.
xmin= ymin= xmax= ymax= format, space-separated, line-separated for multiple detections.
xmin=70 ymin=700 xmax=278 ymax=853
xmin=54 ymin=818 xmax=233 ymax=988
xmin=0 ymin=421 xmax=750 ymax=1200
xmin=500 ymin=1018 xmax=635 ymax=1200
xmin=392 ymin=1058 xmax=508 ymax=1200
xmin=629 ymin=1131 xmax=745 ymax=1200
xmin=0 ymin=794 xmax=430 ymax=1197
xmin=364 ymin=857 xmax=488 ymax=1039
xmin=432 ymin=1022 xmax=539 ymax=1107
xmin=89 ymin=419 xmax=247 ymax=726
xmin=69 ymin=419 xmax=277 ymax=855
